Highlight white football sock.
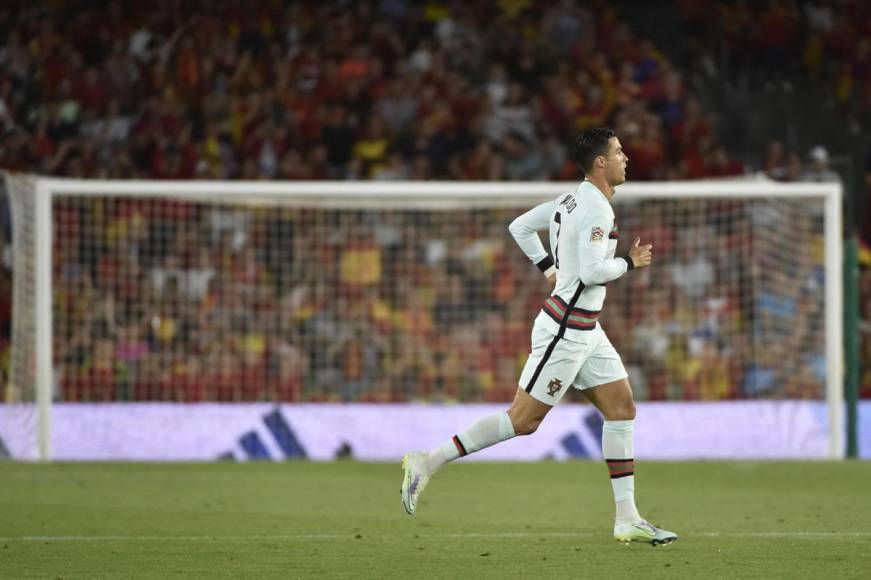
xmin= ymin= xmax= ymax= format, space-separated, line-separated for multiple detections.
xmin=427 ymin=411 xmax=516 ymax=473
xmin=603 ymin=419 xmax=642 ymax=524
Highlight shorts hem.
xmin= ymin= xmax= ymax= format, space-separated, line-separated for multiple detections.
xmin=574 ymin=372 xmax=629 ymax=391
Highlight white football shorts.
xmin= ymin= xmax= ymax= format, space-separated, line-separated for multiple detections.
xmin=518 ymin=321 xmax=628 ymax=406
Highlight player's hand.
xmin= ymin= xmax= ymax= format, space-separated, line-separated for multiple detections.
xmin=628 ymin=237 xmax=653 ymax=269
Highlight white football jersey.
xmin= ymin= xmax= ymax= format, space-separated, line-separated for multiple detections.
xmin=508 ymin=181 xmax=630 ymax=342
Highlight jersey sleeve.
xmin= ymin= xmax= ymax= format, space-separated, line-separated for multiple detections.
xmin=577 ymin=206 xmax=630 ymax=286
xmin=508 ymin=200 xmax=556 ymax=274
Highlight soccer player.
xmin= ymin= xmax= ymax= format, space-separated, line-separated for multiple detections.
xmin=400 ymin=127 xmax=678 ymax=546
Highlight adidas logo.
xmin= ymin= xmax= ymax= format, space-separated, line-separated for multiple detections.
xmin=554 ymin=409 xmax=604 ymax=459
xmin=218 ymin=407 xmax=307 ymax=461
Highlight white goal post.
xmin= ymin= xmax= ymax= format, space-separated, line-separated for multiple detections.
xmin=5 ymin=177 xmax=843 ymax=460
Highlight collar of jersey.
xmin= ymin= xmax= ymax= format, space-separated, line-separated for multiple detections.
xmin=577 ymin=180 xmax=610 ymax=203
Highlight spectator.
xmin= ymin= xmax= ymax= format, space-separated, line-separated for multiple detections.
xmin=801 ymin=145 xmax=842 ymax=183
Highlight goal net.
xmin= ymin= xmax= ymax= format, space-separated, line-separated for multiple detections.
xmin=0 ymin=177 xmax=843 ymax=459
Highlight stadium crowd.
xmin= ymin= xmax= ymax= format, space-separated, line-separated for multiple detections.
xmin=0 ymin=0 xmax=745 ymax=182
xmin=677 ymin=0 xmax=871 ymax=119
xmin=0 ymin=0 xmax=865 ymax=402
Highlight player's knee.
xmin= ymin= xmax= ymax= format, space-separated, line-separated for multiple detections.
xmin=513 ymin=416 xmax=542 ymax=436
xmin=608 ymin=400 xmax=636 ymax=421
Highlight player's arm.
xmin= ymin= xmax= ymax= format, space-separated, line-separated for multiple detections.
xmin=508 ymin=200 xmax=556 ymax=278
xmin=577 ymin=211 xmax=652 ymax=285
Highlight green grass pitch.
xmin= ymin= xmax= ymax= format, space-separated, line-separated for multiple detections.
xmin=1 ymin=461 xmax=870 ymax=579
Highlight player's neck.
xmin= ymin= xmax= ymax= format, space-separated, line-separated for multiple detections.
xmin=584 ymin=176 xmax=615 ymax=201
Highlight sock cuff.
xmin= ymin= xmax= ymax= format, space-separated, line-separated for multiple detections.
xmin=440 ymin=439 xmax=462 ymax=461
xmin=603 ymin=419 xmax=634 ymax=433
xmin=497 ymin=411 xmax=516 ymax=440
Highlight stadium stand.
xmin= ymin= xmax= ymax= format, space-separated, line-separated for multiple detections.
xmin=0 ymin=0 xmax=865 ymax=402
xmin=0 ymin=1 xmax=745 ymax=180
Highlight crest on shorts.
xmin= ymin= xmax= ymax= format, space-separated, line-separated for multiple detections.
xmin=546 ymin=378 xmax=563 ymax=397
xmin=590 ymin=227 xmax=604 ymax=242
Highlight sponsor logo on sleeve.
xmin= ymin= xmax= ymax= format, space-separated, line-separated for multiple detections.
xmin=590 ymin=227 xmax=604 ymax=242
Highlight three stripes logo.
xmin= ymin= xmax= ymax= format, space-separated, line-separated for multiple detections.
xmin=556 ymin=409 xmax=604 ymax=459
xmin=218 ymin=408 xmax=307 ymax=461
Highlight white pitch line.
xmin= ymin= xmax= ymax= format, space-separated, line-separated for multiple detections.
xmin=697 ymin=532 xmax=871 ymax=538
xmin=1 ymin=531 xmax=870 ymax=542
xmin=0 ymin=535 xmax=349 ymax=542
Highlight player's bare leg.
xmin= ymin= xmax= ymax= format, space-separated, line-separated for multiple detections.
xmin=401 ymin=388 xmax=551 ymax=515
xmin=583 ymin=379 xmax=678 ymax=546
xmin=506 ymin=387 xmax=553 ymax=436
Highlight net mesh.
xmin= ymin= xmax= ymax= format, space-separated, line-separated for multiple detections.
xmin=41 ymin=191 xmax=825 ymax=404
xmin=605 ymin=197 xmax=825 ymax=401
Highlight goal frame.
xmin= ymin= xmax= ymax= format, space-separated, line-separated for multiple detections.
xmin=26 ymin=178 xmax=844 ymax=460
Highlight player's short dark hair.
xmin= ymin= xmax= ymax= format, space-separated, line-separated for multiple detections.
xmin=573 ymin=127 xmax=616 ymax=174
